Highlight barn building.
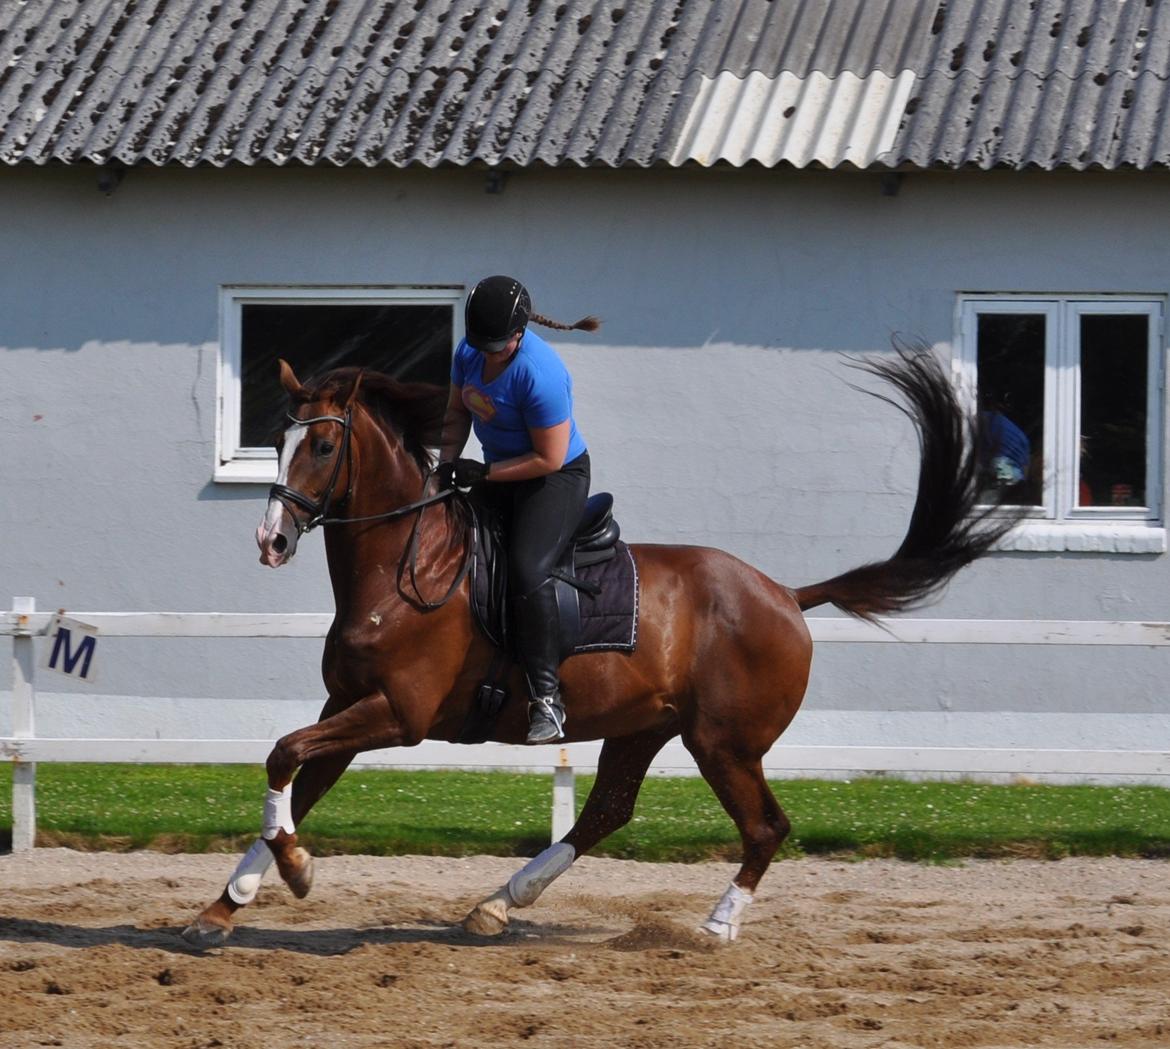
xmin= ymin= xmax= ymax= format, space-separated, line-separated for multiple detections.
xmin=2 ymin=0 xmax=1168 ymax=778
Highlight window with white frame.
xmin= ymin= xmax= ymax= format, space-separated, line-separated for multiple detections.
xmin=957 ymin=296 xmax=1165 ymax=552
xmin=217 ymin=286 xmax=462 ymax=482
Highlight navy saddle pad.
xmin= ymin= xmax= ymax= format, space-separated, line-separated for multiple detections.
xmin=469 ymin=492 xmax=639 ymax=657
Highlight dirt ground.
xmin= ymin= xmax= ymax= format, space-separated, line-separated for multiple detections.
xmin=1 ymin=850 xmax=1168 ymax=1049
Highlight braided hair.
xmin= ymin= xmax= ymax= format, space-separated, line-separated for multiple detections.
xmin=529 ymin=312 xmax=601 ymax=334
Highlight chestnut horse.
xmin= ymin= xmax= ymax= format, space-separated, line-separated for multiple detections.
xmin=182 ymin=350 xmax=1012 ymax=947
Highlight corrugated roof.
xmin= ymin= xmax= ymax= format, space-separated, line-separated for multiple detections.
xmin=897 ymin=0 xmax=1170 ymax=169
xmin=0 ymin=0 xmax=1167 ymax=171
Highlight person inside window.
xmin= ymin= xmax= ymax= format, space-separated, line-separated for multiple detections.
xmin=438 ymin=276 xmax=598 ymax=744
xmin=979 ymin=390 xmax=1033 ymax=499
xmin=982 ymin=406 xmax=1031 ymax=487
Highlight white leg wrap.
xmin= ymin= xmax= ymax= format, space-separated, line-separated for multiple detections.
xmin=506 ymin=842 xmax=576 ymax=908
xmin=262 ymin=785 xmax=294 ymax=840
xmin=700 ymin=881 xmax=753 ymax=941
xmin=226 ymin=838 xmax=275 ymax=905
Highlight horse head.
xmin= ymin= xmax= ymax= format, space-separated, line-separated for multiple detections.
xmin=255 ymin=360 xmax=447 ymax=568
xmin=256 ymin=360 xmax=358 ymax=566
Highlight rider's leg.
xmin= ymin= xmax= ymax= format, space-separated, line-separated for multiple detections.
xmin=507 ymin=453 xmax=590 ymax=744
xmin=512 ymin=579 xmax=566 ymax=743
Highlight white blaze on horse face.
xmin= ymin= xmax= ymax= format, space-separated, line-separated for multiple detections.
xmin=256 ymin=424 xmax=306 ymax=567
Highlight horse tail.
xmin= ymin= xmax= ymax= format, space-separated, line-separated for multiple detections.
xmin=792 ymin=345 xmax=1019 ymax=621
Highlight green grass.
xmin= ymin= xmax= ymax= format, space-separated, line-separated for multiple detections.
xmin=3 ymin=764 xmax=1170 ymax=862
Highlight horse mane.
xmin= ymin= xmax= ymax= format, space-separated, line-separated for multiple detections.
xmin=303 ymin=367 xmax=447 ymax=473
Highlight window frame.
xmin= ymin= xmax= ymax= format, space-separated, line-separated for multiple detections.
xmin=215 ymin=285 xmax=463 ymax=483
xmin=956 ymin=294 xmax=1166 ymax=553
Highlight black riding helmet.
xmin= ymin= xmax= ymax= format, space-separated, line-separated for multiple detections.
xmin=464 ymin=275 xmax=531 ymax=354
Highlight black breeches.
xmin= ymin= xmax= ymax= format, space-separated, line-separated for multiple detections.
xmin=488 ymin=453 xmax=591 ymax=596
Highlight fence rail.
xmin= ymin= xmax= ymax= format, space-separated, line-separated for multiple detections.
xmin=5 ymin=597 xmax=1170 ymax=852
xmin=6 ymin=608 xmax=1170 ymax=643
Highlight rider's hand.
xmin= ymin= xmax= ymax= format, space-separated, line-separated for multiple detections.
xmin=434 ymin=461 xmax=457 ymax=490
xmin=453 ymin=458 xmax=490 ymax=487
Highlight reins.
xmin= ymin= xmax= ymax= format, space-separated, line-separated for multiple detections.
xmin=269 ymin=409 xmax=473 ymax=609
xmin=395 ymin=486 xmax=475 ymax=610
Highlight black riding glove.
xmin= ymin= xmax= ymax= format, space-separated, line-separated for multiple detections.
xmin=453 ymin=458 xmax=490 ymax=487
xmin=434 ymin=461 xmax=457 ymax=490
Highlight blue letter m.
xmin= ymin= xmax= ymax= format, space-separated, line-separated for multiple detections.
xmin=48 ymin=627 xmax=96 ymax=678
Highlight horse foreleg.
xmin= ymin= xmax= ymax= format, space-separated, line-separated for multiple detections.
xmin=251 ymin=748 xmax=361 ymax=904
xmin=260 ymin=692 xmax=405 ymax=893
xmin=180 ymin=752 xmax=356 ymax=947
xmin=463 ymin=729 xmax=673 ymax=936
xmin=183 ymin=692 xmax=398 ymax=947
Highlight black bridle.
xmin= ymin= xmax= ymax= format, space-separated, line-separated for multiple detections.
xmin=267 ymin=408 xmax=470 ymax=609
xmin=268 ymin=410 xmax=354 ymax=532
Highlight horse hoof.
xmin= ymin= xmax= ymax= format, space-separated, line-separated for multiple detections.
xmin=462 ymin=891 xmax=510 ymax=936
xmin=462 ymin=906 xmax=507 ymax=936
xmin=458 ymin=888 xmax=510 ymax=935
xmin=282 ymin=846 xmax=314 ymax=899
xmin=181 ymin=914 xmax=233 ymax=948
xmin=698 ymin=919 xmax=738 ymax=942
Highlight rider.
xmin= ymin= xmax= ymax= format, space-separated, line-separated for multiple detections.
xmin=438 ymin=276 xmax=598 ymax=745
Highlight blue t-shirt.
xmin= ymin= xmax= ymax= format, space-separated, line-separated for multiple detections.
xmin=980 ymin=411 xmax=1031 ymax=483
xmin=451 ymin=330 xmax=587 ymax=465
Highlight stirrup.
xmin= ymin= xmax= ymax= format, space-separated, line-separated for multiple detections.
xmin=526 ymin=695 xmax=566 ymax=745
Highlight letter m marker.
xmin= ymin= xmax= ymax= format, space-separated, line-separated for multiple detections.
xmin=42 ymin=615 xmax=99 ymax=682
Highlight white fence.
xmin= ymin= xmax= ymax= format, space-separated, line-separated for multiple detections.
xmin=4 ymin=596 xmax=1170 ymax=852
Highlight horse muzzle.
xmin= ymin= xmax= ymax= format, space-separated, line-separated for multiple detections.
xmin=256 ymin=501 xmax=299 ymax=567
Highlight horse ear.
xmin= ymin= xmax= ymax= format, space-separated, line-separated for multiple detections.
xmin=344 ymin=369 xmax=366 ymax=408
xmin=277 ymin=359 xmax=308 ymax=401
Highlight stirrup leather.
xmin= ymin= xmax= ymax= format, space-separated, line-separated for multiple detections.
xmin=526 ymin=695 xmax=566 ymax=744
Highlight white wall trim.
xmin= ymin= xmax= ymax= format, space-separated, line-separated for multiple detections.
xmin=995 ymin=521 xmax=1167 ymax=553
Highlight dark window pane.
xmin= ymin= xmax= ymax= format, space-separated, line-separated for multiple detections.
xmin=240 ymin=303 xmax=453 ymax=448
xmin=977 ymin=313 xmax=1045 ymax=505
xmin=1079 ymin=314 xmax=1148 ymax=507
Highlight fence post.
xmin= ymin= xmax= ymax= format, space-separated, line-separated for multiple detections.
xmin=551 ymin=747 xmax=575 ymax=842
xmin=11 ymin=597 xmax=37 ymax=852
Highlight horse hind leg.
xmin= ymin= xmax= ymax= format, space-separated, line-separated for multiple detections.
xmin=687 ymin=743 xmax=791 ymax=942
xmin=463 ymin=728 xmax=674 ymax=936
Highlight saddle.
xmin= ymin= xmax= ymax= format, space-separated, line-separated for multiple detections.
xmin=460 ymin=491 xmax=639 ymax=743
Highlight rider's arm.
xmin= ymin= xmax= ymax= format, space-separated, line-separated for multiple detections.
xmin=484 ymin=420 xmax=571 ymax=483
xmin=438 ymin=386 xmax=472 ymax=462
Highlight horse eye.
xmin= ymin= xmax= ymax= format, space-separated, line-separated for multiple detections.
xmin=317 ymin=440 xmax=335 ymax=456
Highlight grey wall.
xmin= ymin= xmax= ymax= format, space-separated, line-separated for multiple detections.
xmin=2 ymin=163 xmax=1168 ymax=750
